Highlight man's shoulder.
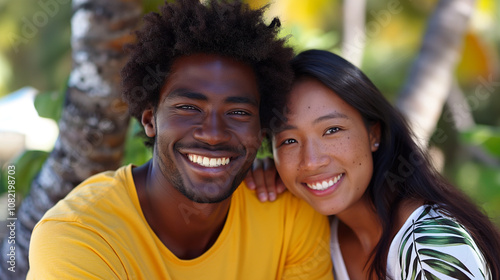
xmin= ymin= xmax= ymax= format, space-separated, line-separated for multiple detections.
xmin=40 ymin=165 xmax=134 ymax=222
xmin=236 ymin=181 xmax=305 ymax=205
xmin=234 ymin=182 xmax=320 ymax=218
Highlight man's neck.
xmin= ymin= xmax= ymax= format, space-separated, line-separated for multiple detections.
xmin=132 ymin=161 xmax=232 ymax=259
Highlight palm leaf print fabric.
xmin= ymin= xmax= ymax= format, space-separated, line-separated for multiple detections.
xmin=397 ymin=206 xmax=490 ymax=280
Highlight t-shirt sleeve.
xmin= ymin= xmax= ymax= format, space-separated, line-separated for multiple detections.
xmin=397 ymin=215 xmax=490 ymax=280
xmin=281 ymin=198 xmax=333 ymax=280
xmin=28 ymin=220 xmax=126 ymax=279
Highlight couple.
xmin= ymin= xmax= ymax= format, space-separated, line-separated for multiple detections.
xmin=28 ymin=0 xmax=500 ymax=279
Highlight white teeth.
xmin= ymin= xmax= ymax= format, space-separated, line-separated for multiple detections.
xmin=187 ymin=154 xmax=230 ymax=168
xmin=306 ymin=174 xmax=343 ymax=191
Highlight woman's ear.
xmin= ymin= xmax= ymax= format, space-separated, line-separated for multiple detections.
xmin=141 ymin=109 xmax=156 ymax=137
xmin=369 ymin=122 xmax=381 ymax=152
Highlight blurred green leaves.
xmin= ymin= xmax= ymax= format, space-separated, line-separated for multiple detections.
xmin=0 ymin=150 xmax=48 ymax=196
xmin=34 ymin=89 xmax=64 ymax=121
xmin=122 ymin=118 xmax=152 ymax=166
xmin=461 ymin=125 xmax=500 ymax=158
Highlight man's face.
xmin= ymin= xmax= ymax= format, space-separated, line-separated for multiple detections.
xmin=142 ymin=54 xmax=261 ymax=203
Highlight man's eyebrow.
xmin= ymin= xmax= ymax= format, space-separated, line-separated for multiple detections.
xmin=165 ymin=90 xmax=208 ymax=101
xmin=225 ymin=96 xmax=258 ymax=107
xmin=164 ymin=89 xmax=258 ymax=107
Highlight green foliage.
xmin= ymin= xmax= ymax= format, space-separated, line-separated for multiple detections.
xmin=34 ymin=89 xmax=65 ymax=121
xmin=0 ymin=0 xmax=72 ymax=96
xmin=0 ymin=150 xmax=49 ymax=196
xmin=143 ymin=0 xmax=170 ymax=13
xmin=256 ymin=137 xmax=273 ymax=159
xmin=456 ymin=162 xmax=500 ymax=225
xmin=122 ymin=118 xmax=152 ymax=166
xmin=460 ymin=125 xmax=500 ymax=158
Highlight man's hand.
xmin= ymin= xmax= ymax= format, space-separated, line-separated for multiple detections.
xmin=245 ymin=158 xmax=286 ymax=202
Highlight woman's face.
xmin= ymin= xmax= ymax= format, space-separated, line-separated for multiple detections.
xmin=272 ymin=77 xmax=380 ymax=216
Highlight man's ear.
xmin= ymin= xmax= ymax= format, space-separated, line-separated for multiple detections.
xmin=141 ymin=109 xmax=156 ymax=137
xmin=369 ymin=122 xmax=381 ymax=152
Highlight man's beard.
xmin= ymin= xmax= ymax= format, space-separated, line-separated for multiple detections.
xmin=155 ymin=140 xmax=252 ymax=204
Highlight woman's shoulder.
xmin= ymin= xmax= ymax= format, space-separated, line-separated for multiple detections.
xmin=388 ymin=205 xmax=491 ymax=280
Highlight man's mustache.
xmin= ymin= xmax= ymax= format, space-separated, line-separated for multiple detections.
xmin=174 ymin=143 xmax=246 ymax=155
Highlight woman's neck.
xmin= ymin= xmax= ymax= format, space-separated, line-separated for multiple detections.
xmin=336 ymin=195 xmax=382 ymax=253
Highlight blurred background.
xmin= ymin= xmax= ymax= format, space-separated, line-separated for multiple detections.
xmin=0 ymin=0 xmax=499 ymax=227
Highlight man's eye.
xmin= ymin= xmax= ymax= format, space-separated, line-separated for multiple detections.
xmin=229 ymin=110 xmax=250 ymax=116
xmin=282 ymin=139 xmax=297 ymax=145
xmin=176 ymin=105 xmax=198 ymax=111
xmin=325 ymin=127 xmax=340 ymax=135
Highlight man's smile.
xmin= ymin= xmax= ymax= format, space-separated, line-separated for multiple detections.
xmin=187 ymin=154 xmax=231 ymax=168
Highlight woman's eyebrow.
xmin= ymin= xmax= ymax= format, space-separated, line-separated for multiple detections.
xmin=274 ymin=112 xmax=349 ymax=134
xmin=313 ymin=112 xmax=349 ymax=125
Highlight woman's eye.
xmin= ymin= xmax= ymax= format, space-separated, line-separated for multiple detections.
xmin=325 ymin=127 xmax=340 ymax=135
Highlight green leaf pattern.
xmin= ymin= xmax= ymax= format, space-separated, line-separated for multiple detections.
xmin=396 ymin=205 xmax=490 ymax=279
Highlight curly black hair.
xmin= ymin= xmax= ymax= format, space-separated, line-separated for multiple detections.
xmin=121 ymin=0 xmax=294 ymax=143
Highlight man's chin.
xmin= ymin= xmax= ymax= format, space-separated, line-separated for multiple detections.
xmin=177 ymin=178 xmax=240 ymax=204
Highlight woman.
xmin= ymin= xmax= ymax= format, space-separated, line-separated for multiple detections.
xmin=247 ymin=49 xmax=500 ymax=279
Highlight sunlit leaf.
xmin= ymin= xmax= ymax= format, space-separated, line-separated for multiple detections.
xmin=456 ymin=32 xmax=494 ymax=85
xmin=34 ymin=90 xmax=64 ymax=121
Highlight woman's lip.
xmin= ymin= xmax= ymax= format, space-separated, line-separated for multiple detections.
xmin=301 ymin=173 xmax=344 ymax=194
xmin=302 ymin=173 xmax=344 ymax=187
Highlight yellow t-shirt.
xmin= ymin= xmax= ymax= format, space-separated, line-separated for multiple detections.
xmin=28 ymin=165 xmax=332 ymax=279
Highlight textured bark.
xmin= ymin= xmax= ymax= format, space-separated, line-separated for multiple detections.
xmin=396 ymin=0 xmax=476 ymax=148
xmin=0 ymin=0 xmax=142 ymax=278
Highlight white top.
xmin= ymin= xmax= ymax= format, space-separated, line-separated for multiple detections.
xmin=330 ymin=205 xmax=491 ymax=279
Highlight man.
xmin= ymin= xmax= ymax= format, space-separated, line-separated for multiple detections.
xmin=28 ymin=1 xmax=332 ymax=279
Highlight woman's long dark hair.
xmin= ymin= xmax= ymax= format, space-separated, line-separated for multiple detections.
xmin=284 ymin=49 xmax=500 ymax=279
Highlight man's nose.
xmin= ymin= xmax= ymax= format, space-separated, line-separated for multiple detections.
xmin=193 ymin=112 xmax=231 ymax=145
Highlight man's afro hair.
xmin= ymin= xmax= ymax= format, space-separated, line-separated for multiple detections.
xmin=121 ymin=0 xmax=294 ymax=128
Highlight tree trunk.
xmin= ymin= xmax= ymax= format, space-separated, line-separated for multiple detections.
xmin=396 ymin=0 xmax=476 ymax=148
xmin=341 ymin=0 xmax=366 ymax=67
xmin=0 ymin=0 xmax=142 ymax=278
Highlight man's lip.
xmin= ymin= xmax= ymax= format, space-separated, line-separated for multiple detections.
xmin=177 ymin=149 xmax=242 ymax=172
xmin=178 ymin=149 xmax=241 ymax=159
xmin=186 ymin=153 xmax=231 ymax=168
